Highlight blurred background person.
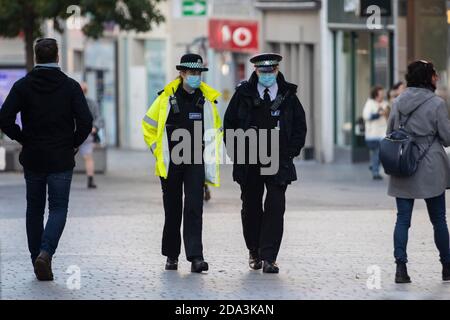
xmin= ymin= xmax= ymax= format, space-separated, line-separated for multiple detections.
xmin=204 ymin=184 xmax=211 ymax=202
xmin=392 ymin=81 xmax=406 ymax=97
xmin=363 ymin=85 xmax=388 ymax=180
xmin=387 ymin=82 xmax=406 ymax=120
xmin=80 ymin=83 xmax=104 ymax=189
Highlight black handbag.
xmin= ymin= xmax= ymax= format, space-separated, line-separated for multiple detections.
xmin=379 ymin=100 xmax=436 ymax=177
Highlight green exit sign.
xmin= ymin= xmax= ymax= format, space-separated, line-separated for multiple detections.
xmin=182 ymin=0 xmax=207 ymax=16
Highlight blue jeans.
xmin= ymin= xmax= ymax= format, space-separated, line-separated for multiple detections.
xmin=24 ymin=170 xmax=73 ymax=263
xmin=366 ymin=139 xmax=381 ymax=177
xmin=394 ymin=193 xmax=450 ymax=264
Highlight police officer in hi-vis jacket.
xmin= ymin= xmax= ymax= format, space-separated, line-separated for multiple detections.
xmin=142 ymin=54 xmax=222 ymax=273
xmin=224 ymin=53 xmax=307 ymax=274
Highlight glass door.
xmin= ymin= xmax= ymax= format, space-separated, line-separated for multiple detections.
xmin=333 ymin=30 xmax=393 ymax=162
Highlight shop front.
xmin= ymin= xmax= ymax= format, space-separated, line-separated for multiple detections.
xmin=330 ymin=0 xmax=448 ymax=163
xmin=333 ymin=30 xmax=393 ymax=162
xmin=207 ymin=18 xmax=260 ymax=118
xmin=329 ymin=0 xmax=394 ymax=163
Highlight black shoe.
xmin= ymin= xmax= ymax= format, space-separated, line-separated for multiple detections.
xmin=249 ymin=251 xmax=262 ymax=270
xmin=373 ymin=175 xmax=383 ymax=181
xmin=34 ymin=251 xmax=54 ymax=281
xmin=165 ymin=258 xmax=178 ymax=271
xmin=443 ymin=263 xmax=450 ymax=281
xmin=263 ymin=261 xmax=279 ymax=274
xmin=395 ymin=263 xmax=411 ymax=284
xmin=191 ymin=259 xmax=209 ymax=273
xmin=88 ymin=176 xmax=97 ymax=189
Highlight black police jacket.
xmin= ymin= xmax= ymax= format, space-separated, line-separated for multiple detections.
xmin=224 ymin=72 xmax=307 ymax=185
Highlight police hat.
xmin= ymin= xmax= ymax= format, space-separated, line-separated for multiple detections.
xmin=176 ymin=53 xmax=209 ymax=72
xmin=250 ymin=53 xmax=283 ymax=72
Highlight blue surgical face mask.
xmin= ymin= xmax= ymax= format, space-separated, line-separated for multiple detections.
xmin=258 ymin=73 xmax=277 ymax=88
xmin=185 ymin=75 xmax=201 ymax=89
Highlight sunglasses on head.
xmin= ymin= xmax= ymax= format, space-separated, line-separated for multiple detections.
xmin=418 ymin=60 xmax=437 ymax=73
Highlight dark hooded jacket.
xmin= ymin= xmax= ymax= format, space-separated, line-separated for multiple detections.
xmin=387 ymin=87 xmax=450 ymax=199
xmin=224 ymin=72 xmax=307 ymax=185
xmin=0 ymin=67 xmax=93 ymax=173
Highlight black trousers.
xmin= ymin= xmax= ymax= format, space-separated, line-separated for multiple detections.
xmin=240 ymin=165 xmax=287 ymax=262
xmin=160 ymin=163 xmax=205 ymax=262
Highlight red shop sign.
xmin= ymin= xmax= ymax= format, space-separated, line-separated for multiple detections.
xmin=208 ymin=19 xmax=259 ymax=53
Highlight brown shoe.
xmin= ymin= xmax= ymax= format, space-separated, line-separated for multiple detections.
xmin=204 ymin=185 xmax=211 ymax=202
xmin=34 ymin=251 xmax=54 ymax=281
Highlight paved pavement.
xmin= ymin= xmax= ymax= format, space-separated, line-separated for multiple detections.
xmin=1 ymin=149 xmax=450 ymax=300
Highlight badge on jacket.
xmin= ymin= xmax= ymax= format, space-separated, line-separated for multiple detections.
xmin=271 ymin=110 xmax=281 ymax=117
xmin=189 ymin=113 xmax=202 ymax=120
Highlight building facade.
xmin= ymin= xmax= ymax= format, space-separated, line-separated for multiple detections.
xmin=255 ymin=0 xmax=325 ymax=161
xmin=327 ymin=0 xmax=448 ymax=163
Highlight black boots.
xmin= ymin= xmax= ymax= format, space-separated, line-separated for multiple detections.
xmin=34 ymin=251 xmax=54 ymax=281
xmin=249 ymin=251 xmax=262 ymax=270
xmin=395 ymin=262 xmax=450 ymax=282
xmin=263 ymin=261 xmax=279 ymax=274
xmin=165 ymin=257 xmax=178 ymax=271
xmin=88 ymin=176 xmax=97 ymax=189
xmin=443 ymin=263 xmax=450 ymax=281
xmin=248 ymin=250 xmax=278 ymax=273
xmin=395 ymin=263 xmax=411 ymax=284
xmin=191 ymin=259 xmax=209 ymax=273
xmin=164 ymin=257 xmax=208 ymax=273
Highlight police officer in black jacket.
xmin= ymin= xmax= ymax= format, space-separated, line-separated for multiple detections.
xmin=224 ymin=53 xmax=307 ymax=274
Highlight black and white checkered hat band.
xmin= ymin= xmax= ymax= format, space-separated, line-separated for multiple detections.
xmin=179 ymin=62 xmax=205 ymax=69
xmin=254 ymin=60 xmax=279 ymax=67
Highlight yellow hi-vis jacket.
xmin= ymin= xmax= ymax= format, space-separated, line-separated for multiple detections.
xmin=142 ymin=78 xmax=223 ymax=187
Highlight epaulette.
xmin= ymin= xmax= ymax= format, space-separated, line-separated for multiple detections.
xmin=157 ymin=89 xmax=164 ymax=96
xmin=236 ymin=80 xmax=248 ymax=90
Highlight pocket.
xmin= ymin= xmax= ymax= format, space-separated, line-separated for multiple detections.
xmin=273 ymin=160 xmax=297 ymax=184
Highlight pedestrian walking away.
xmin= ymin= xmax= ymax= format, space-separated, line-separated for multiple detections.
xmin=142 ymin=53 xmax=222 ymax=273
xmin=385 ymin=60 xmax=450 ymax=284
xmin=0 ymin=38 xmax=93 ymax=281
xmin=79 ymin=82 xmax=105 ymax=189
xmin=363 ymin=85 xmax=389 ymax=180
xmin=224 ymin=53 xmax=307 ymax=274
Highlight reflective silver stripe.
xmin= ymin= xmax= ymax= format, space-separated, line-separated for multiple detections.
xmin=143 ymin=115 xmax=158 ymax=127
